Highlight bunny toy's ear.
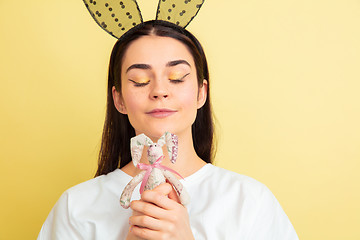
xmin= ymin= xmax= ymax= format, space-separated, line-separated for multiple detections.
xmin=130 ymin=134 xmax=153 ymax=166
xmin=157 ymin=132 xmax=167 ymax=147
xmin=164 ymin=132 xmax=178 ymax=164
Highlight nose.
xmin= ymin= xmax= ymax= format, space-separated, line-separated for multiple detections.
xmin=150 ymin=79 xmax=169 ymax=100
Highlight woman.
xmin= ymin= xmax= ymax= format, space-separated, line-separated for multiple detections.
xmin=38 ymin=20 xmax=298 ymax=239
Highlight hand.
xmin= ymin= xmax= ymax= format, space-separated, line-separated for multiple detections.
xmin=126 ymin=183 xmax=194 ymax=240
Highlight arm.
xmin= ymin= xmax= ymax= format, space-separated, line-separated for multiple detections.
xmin=246 ymin=186 xmax=299 ymax=239
xmin=120 ymin=171 xmax=146 ymax=209
xmin=37 ymin=192 xmax=84 ymax=240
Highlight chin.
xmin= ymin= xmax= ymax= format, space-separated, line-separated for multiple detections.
xmin=134 ymin=120 xmax=192 ymax=140
xmin=137 ymin=128 xmax=177 ymax=141
xmin=135 ymin=129 xmax=169 ymax=140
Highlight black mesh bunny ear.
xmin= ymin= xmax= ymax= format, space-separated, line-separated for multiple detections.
xmin=83 ymin=0 xmax=143 ymax=39
xmin=156 ymin=0 xmax=205 ymax=28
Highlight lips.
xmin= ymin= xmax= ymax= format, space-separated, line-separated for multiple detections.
xmin=146 ymin=108 xmax=177 ymax=118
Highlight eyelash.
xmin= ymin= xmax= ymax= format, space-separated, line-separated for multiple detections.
xmin=169 ymin=79 xmax=184 ymax=84
xmin=170 ymin=73 xmax=190 ymax=84
xmin=129 ymin=73 xmax=190 ymax=87
xmin=129 ymin=79 xmax=149 ymax=87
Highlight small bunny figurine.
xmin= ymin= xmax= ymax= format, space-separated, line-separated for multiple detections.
xmin=120 ymin=132 xmax=190 ymax=209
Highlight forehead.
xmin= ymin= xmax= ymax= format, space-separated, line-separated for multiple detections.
xmin=121 ymin=36 xmax=195 ymax=71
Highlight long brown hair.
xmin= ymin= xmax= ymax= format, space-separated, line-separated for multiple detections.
xmin=95 ymin=20 xmax=215 ymax=176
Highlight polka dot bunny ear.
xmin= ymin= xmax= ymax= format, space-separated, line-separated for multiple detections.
xmin=156 ymin=0 xmax=205 ymax=28
xmin=83 ymin=0 xmax=143 ymax=39
xmin=83 ymin=0 xmax=205 ymax=39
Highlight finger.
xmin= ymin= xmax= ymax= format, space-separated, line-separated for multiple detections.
xmin=131 ymin=209 xmax=142 ymax=216
xmin=166 ymin=180 xmax=181 ymax=204
xmin=141 ymin=186 xmax=178 ymax=210
xmin=130 ymin=200 xmax=167 ymax=219
xmin=129 ymin=215 xmax=163 ymax=231
xmin=150 ymin=182 xmax=173 ymax=196
xmin=131 ymin=225 xmax=171 ymax=240
xmin=149 ymin=182 xmax=179 ymax=202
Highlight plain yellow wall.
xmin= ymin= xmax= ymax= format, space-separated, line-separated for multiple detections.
xmin=1 ymin=0 xmax=359 ymax=239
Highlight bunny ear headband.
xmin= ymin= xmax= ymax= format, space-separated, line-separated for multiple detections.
xmin=83 ymin=0 xmax=205 ymax=39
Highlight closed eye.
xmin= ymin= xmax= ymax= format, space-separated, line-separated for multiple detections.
xmin=129 ymin=79 xmax=149 ymax=87
xmin=169 ymin=79 xmax=184 ymax=84
xmin=169 ymin=73 xmax=190 ymax=83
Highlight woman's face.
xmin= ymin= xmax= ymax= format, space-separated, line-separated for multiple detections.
xmin=112 ymin=35 xmax=207 ymax=140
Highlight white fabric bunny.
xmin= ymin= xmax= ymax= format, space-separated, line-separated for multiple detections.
xmin=120 ymin=132 xmax=190 ymax=209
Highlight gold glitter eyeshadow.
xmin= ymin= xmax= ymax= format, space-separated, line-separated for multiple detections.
xmin=169 ymin=72 xmax=184 ymax=80
xmin=133 ymin=76 xmax=150 ymax=84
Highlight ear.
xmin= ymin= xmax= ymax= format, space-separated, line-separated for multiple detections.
xmin=164 ymin=132 xmax=178 ymax=164
xmin=130 ymin=134 xmax=152 ymax=167
xmin=197 ymin=79 xmax=208 ymax=109
xmin=157 ymin=132 xmax=167 ymax=147
xmin=112 ymin=86 xmax=127 ymax=114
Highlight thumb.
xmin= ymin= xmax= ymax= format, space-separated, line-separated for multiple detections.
xmin=151 ymin=182 xmax=181 ymax=204
xmin=151 ymin=182 xmax=173 ymax=196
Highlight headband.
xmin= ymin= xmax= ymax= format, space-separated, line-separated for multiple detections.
xmin=83 ymin=0 xmax=205 ymax=39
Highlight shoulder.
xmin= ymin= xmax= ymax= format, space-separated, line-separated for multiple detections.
xmin=66 ymin=169 xmax=131 ymax=195
xmin=204 ymin=164 xmax=290 ymax=216
xmin=186 ymin=164 xmax=298 ymax=239
xmin=195 ymin=164 xmax=269 ymax=199
xmin=185 ymin=164 xmax=275 ymax=215
xmin=61 ymin=169 xmax=131 ymax=209
xmin=209 ymin=165 xmax=299 ymax=239
xmin=37 ymin=169 xmax=132 ymax=239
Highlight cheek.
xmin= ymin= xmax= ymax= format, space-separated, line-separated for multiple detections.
xmin=121 ymin=87 xmax=144 ymax=111
xmin=178 ymin=84 xmax=199 ymax=109
xmin=122 ymin=91 xmax=143 ymax=130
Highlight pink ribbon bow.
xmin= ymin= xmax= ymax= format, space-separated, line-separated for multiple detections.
xmin=137 ymin=156 xmax=184 ymax=194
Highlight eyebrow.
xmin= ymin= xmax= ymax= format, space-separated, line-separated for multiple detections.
xmin=126 ymin=64 xmax=151 ymax=73
xmin=166 ymin=59 xmax=191 ymax=68
xmin=126 ymin=59 xmax=191 ymax=73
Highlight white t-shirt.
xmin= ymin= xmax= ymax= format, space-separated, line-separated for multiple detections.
xmin=38 ymin=164 xmax=298 ymax=239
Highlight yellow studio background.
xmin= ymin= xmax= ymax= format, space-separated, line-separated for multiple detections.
xmin=1 ymin=0 xmax=359 ymax=239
